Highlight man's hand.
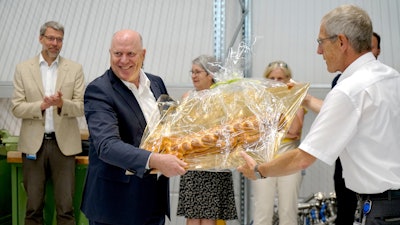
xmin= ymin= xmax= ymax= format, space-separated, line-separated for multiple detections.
xmin=237 ymin=151 xmax=258 ymax=180
xmin=149 ymin=153 xmax=187 ymax=177
xmin=41 ymin=91 xmax=63 ymax=110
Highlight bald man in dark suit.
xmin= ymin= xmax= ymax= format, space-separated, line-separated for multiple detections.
xmin=81 ymin=29 xmax=187 ymax=225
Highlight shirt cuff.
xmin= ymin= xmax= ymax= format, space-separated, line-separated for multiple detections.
xmin=145 ymin=152 xmax=152 ymax=170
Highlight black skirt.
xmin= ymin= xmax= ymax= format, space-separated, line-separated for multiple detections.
xmin=177 ymin=170 xmax=238 ymax=220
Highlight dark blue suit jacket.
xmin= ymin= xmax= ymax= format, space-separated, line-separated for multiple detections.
xmin=81 ymin=69 xmax=169 ymax=225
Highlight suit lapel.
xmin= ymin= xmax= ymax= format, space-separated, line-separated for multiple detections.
xmin=109 ymin=71 xmax=148 ymax=130
xmin=149 ymin=78 xmax=162 ymax=100
xmin=55 ymin=56 xmax=67 ymax=92
xmin=29 ymin=55 xmax=67 ymax=96
xmin=30 ymin=56 xmax=45 ymax=97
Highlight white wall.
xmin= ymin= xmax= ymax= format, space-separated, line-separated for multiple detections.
xmin=2 ymin=0 xmax=399 ymax=93
xmin=0 ymin=0 xmax=216 ymax=93
xmin=250 ymin=0 xmax=400 ymax=84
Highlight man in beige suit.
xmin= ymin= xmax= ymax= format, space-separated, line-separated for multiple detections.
xmin=11 ymin=21 xmax=85 ymax=225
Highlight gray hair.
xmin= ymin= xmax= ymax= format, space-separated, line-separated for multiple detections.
xmin=40 ymin=21 xmax=64 ymax=36
xmin=322 ymin=4 xmax=372 ymax=53
xmin=192 ymin=55 xmax=220 ymax=75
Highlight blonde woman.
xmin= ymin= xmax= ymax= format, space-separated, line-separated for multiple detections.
xmin=252 ymin=61 xmax=306 ymax=225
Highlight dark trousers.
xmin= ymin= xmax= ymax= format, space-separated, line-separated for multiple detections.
xmin=89 ymin=216 xmax=166 ymax=225
xmin=22 ymin=139 xmax=76 ymax=225
xmin=334 ymin=158 xmax=358 ymax=225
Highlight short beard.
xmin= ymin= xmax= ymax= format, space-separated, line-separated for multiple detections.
xmin=45 ymin=49 xmax=60 ymax=59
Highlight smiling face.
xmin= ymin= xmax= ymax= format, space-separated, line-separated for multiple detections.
xmin=191 ymin=64 xmax=214 ymax=91
xmin=109 ymin=30 xmax=146 ymax=83
xmin=39 ymin=27 xmax=63 ymax=63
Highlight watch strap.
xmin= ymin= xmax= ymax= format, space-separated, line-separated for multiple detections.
xmin=254 ymin=164 xmax=266 ymax=179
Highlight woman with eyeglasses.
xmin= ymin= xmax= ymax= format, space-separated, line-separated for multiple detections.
xmin=177 ymin=55 xmax=238 ymax=225
xmin=252 ymin=60 xmax=306 ymax=225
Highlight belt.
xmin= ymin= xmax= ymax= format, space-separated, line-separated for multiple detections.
xmin=43 ymin=132 xmax=56 ymax=140
xmin=359 ymin=189 xmax=400 ymax=201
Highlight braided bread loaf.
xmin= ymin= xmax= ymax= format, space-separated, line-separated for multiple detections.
xmin=143 ymin=115 xmax=264 ymax=160
xmin=140 ymin=80 xmax=309 ymax=170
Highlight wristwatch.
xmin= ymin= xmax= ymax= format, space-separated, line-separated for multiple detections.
xmin=254 ymin=164 xmax=266 ymax=179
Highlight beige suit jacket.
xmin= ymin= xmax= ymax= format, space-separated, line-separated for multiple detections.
xmin=11 ymin=55 xmax=85 ymax=156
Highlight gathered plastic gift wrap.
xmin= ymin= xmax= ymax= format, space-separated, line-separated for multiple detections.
xmin=140 ymin=45 xmax=309 ymax=170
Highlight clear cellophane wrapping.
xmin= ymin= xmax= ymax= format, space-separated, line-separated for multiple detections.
xmin=140 ymin=78 xmax=309 ymax=171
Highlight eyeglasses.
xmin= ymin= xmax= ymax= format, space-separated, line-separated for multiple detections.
xmin=43 ymin=35 xmax=63 ymax=43
xmin=317 ymin=35 xmax=337 ymax=45
xmin=268 ymin=62 xmax=288 ymax=69
xmin=189 ymin=70 xmax=207 ymax=76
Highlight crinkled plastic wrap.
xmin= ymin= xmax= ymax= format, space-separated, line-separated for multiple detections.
xmin=140 ymin=78 xmax=309 ymax=170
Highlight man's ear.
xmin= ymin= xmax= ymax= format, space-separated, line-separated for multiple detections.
xmin=337 ymin=34 xmax=350 ymax=53
xmin=337 ymin=34 xmax=348 ymax=47
xmin=142 ymin=48 xmax=147 ymax=58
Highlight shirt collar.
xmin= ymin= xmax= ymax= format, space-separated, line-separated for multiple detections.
xmin=337 ymin=52 xmax=376 ymax=84
xmin=39 ymin=53 xmax=60 ymax=66
xmin=121 ymin=69 xmax=151 ymax=90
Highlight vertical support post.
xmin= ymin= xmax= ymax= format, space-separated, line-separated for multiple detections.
xmin=213 ymin=0 xmax=225 ymax=62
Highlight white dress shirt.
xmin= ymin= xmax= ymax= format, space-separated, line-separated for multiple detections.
xmin=121 ymin=70 xmax=159 ymax=126
xmin=121 ymin=70 xmax=159 ymax=172
xmin=299 ymin=52 xmax=400 ymax=193
xmin=40 ymin=54 xmax=59 ymax=133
